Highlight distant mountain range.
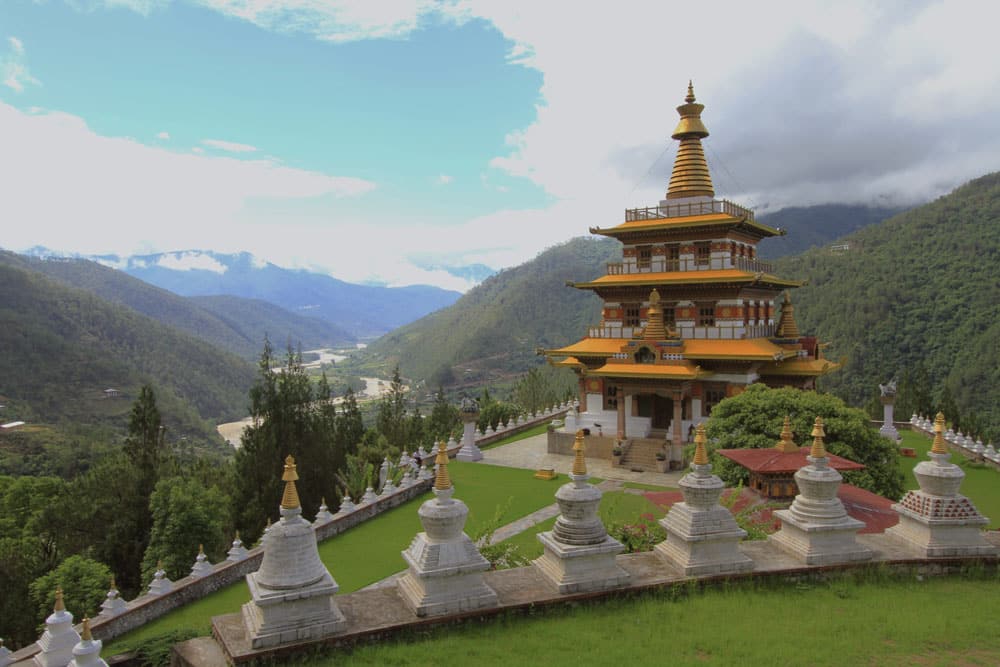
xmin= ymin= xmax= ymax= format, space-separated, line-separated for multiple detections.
xmin=25 ymin=249 xmax=464 ymax=338
xmin=757 ymin=204 xmax=906 ymax=258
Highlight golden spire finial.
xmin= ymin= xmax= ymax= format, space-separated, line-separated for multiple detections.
xmin=198 ymin=544 xmax=204 ymax=555
xmin=775 ymin=415 xmax=797 ymax=453
xmin=643 ymin=288 xmax=667 ymax=340
xmin=667 ymin=82 xmax=714 ymax=200
xmin=54 ymin=586 xmax=65 ymax=612
xmin=434 ymin=439 xmax=452 ymax=491
xmin=776 ymin=292 xmax=800 ymax=337
xmin=280 ymin=454 xmax=301 ymax=510
xmin=572 ymin=429 xmax=588 ymax=476
xmin=809 ymin=417 xmax=827 ymax=458
xmin=81 ymin=617 xmax=93 ymax=641
xmin=931 ymin=412 xmax=948 ymax=455
xmin=692 ymin=423 xmax=709 ymax=465
xmin=110 ymin=575 xmax=117 ymax=590
xmin=234 ymin=530 xmax=240 ymax=541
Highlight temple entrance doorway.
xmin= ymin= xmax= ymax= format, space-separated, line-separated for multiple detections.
xmin=652 ymin=395 xmax=672 ymax=430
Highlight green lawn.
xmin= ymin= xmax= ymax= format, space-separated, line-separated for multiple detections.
xmin=293 ymin=572 xmax=1000 ymax=666
xmin=897 ymin=429 xmax=1000 ymax=528
xmin=105 ymin=461 xmax=576 ymax=654
xmin=479 ymin=423 xmax=550 ymax=450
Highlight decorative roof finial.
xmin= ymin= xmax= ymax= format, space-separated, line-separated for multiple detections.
xmin=686 ymin=79 xmax=696 ymax=103
xmin=692 ymin=423 xmax=709 ymax=465
xmin=109 ymin=575 xmax=117 ymax=591
xmin=775 ymin=415 xmax=797 ymax=453
xmin=280 ymin=454 xmax=301 ymax=510
xmin=434 ymin=439 xmax=452 ymax=491
xmin=667 ymin=82 xmax=714 ymax=200
xmin=931 ymin=412 xmax=948 ymax=455
xmin=643 ymin=289 xmax=667 ymax=340
xmin=54 ymin=586 xmax=65 ymax=612
xmin=809 ymin=417 xmax=827 ymax=459
xmin=81 ymin=617 xmax=93 ymax=641
xmin=572 ymin=429 xmax=588 ymax=476
xmin=776 ymin=292 xmax=800 ymax=338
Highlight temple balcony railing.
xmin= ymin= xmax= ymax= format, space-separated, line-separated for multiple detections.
xmin=732 ymin=256 xmax=774 ymax=274
xmin=607 ymin=262 xmax=624 ymax=274
xmin=624 ymin=199 xmax=755 ymax=222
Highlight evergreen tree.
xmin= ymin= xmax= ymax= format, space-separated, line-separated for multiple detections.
xmin=427 ymin=386 xmax=459 ymax=442
xmin=376 ymin=366 xmax=409 ymax=450
xmin=336 ymin=387 xmax=364 ymax=455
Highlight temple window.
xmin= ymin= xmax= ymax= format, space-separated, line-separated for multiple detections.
xmin=624 ymin=303 xmax=641 ymax=327
xmin=705 ymin=388 xmax=726 ymax=413
xmin=604 ymin=384 xmax=619 ymax=411
xmin=665 ymin=244 xmax=680 ymax=271
xmin=695 ymin=242 xmax=711 ymax=266
xmin=637 ymin=245 xmax=652 ymax=270
xmin=634 ymin=346 xmax=656 ymax=364
xmin=664 ymin=306 xmax=675 ymax=327
xmin=698 ymin=304 xmax=715 ymax=326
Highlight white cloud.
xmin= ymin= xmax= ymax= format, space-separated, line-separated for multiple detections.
xmin=2 ymin=36 xmax=42 ymax=93
xmin=157 ymin=251 xmax=228 ymax=273
xmin=156 ymin=131 xmax=170 ymax=140
xmin=191 ymin=146 xmax=204 ymax=153
xmin=435 ymin=173 xmax=453 ymax=186
xmin=202 ymin=138 xmax=258 ymax=153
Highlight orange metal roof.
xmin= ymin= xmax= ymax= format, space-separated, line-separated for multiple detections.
xmin=588 ymin=362 xmax=707 ymax=380
xmin=573 ymin=269 xmax=802 ymax=289
xmin=759 ymin=358 xmax=840 ymax=376
xmin=551 ymin=356 xmax=583 ymax=368
xmin=546 ymin=338 xmax=626 ymax=357
xmin=718 ymin=447 xmax=864 ymax=473
xmin=592 ymin=212 xmax=783 ymax=238
xmin=683 ymin=339 xmax=792 ymax=361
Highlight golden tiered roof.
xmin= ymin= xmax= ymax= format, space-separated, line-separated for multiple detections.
xmin=571 ymin=268 xmax=802 ymax=290
xmin=545 ymin=337 xmax=795 ymax=362
xmin=667 ymin=82 xmax=714 ymax=200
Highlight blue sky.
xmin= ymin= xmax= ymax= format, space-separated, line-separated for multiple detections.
xmin=2 ymin=1 xmax=998 ymax=290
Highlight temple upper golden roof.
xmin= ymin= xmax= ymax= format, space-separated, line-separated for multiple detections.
xmin=572 ymin=268 xmax=803 ymax=290
xmin=591 ymin=211 xmax=783 ymax=239
xmin=545 ymin=337 xmax=796 ymax=362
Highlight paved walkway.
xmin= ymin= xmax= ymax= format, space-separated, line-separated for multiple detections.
xmin=482 ymin=432 xmax=685 ymax=487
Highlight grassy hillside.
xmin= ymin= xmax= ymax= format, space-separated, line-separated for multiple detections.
xmin=779 ymin=173 xmax=1000 ymax=437
xmin=0 ymin=252 xmax=353 ymax=359
xmin=363 ymin=237 xmax=619 ymax=385
xmin=758 ymin=204 xmax=904 ymax=258
xmin=0 ymin=261 xmax=256 ymax=446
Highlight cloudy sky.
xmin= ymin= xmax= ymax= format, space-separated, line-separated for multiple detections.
xmin=2 ymin=0 xmax=998 ymax=291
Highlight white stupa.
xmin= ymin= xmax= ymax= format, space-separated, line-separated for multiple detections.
xmin=33 ymin=588 xmax=80 ymax=667
xmin=67 ymin=618 xmax=107 ymax=667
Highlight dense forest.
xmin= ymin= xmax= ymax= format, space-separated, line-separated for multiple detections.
xmin=757 ymin=204 xmax=904 ymax=258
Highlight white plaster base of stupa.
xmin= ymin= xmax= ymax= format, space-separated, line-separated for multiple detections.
xmin=456 ymin=422 xmax=483 ymax=462
xmin=397 ymin=535 xmax=497 ymax=617
xmin=886 ymin=504 xmax=996 ymax=558
xmin=533 ymin=531 xmax=629 ymax=594
xmin=654 ymin=504 xmax=753 ymax=576
xmin=769 ymin=510 xmax=872 ymax=566
xmin=879 ymin=423 xmax=901 ymax=442
xmin=241 ymin=571 xmax=347 ymax=649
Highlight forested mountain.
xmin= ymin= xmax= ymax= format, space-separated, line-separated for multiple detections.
xmin=363 ymin=237 xmax=618 ymax=385
xmin=0 ymin=252 xmax=353 ymax=359
xmin=77 ymin=250 xmax=462 ymax=337
xmin=778 ymin=173 xmax=1000 ymax=438
xmin=0 ymin=261 xmax=255 ymax=445
xmin=757 ymin=204 xmax=905 ymax=258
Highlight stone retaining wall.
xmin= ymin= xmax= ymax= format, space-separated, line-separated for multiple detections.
xmin=547 ymin=430 xmax=616 ymax=458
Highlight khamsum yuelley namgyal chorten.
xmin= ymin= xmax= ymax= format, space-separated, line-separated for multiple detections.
xmin=543 ymin=83 xmax=837 ymax=465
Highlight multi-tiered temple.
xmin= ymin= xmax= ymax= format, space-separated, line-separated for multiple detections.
xmin=544 ymin=83 xmax=836 ymax=460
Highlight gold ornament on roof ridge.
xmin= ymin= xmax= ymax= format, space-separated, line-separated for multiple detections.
xmin=931 ymin=412 xmax=948 ymax=455
xmin=692 ymin=424 xmax=709 ymax=465
xmin=643 ymin=289 xmax=667 ymax=341
xmin=777 ymin=292 xmax=800 ymax=338
xmin=685 ymin=79 xmax=696 ymax=104
xmin=434 ymin=440 xmax=452 ymax=491
xmin=280 ymin=454 xmax=301 ymax=510
xmin=572 ymin=429 xmax=588 ymax=476
xmin=809 ymin=417 xmax=827 ymax=459
xmin=775 ymin=415 xmax=797 ymax=453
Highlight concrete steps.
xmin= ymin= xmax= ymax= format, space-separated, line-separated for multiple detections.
xmin=620 ymin=439 xmax=667 ymax=472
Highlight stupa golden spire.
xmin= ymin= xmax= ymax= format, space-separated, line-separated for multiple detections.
xmin=110 ymin=575 xmax=117 ymax=591
xmin=666 ymin=81 xmax=715 ymax=200
xmin=776 ymin=292 xmax=800 ymax=338
xmin=81 ymin=617 xmax=93 ymax=641
xmin=280 ymin=455 xmax=301 ymax=510
xmin=434 ymin=439 xmax=452 ymax=491
xmin=775 ymin=415 xmax=797 ymax=453
xmin=643 ymin=289 xmax=667 ymax=340
xmin=54 ymin=586 xmax=65 ymax=612
xmin=692 ymin=423 xmax=709 ymax=465
xmin=931 ymin=412 xmax=948 ymax=455
xmin=572 ymin=429 xmax=588 ymax=476
xmin=809 ymin=417 xmax=827 ymax=458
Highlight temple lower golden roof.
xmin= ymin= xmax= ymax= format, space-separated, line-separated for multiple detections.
xmin=588 ymin=362 xmax=708 ymax=380
xmin=758 ymin=358 xmax=840 ymax=376
xmin=572 ymin=269 xmax=802 ymax=290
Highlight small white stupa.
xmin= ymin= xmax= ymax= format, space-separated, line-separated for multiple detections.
xmin=190 ymin=545 xmax=213 ymax=578
xmin=313 ymin=498 xmax=334 ymax=525
xmin=147 ymin=561 xmax=173 ymax=596
xmin=654 ymin=423 xmax=753 ymax=576
xmin=241 ymin=455 xmax=347 ymax=648
xmin=533 ymin=430 xmax=629 ymax=593
xmin=98 ymin=577 xmax=126 ymax=617
xmin=33 ymin=588 xmax=80 ymax=667
xmin=0 ymin=638 xmax=13 ymax=667
xmin=67 ymin=618 xmax=107 ymax=667
xmin=334 ymin=494 xmax=356 ymax=516
xmin=397 ymin=440 xmax=498 ymax=616
xmin=770 ymin=417 xmax=872 ymax=566
xmin=359 ymin=487 xmax=378 ymax=506
xmin=227 ymin=532 xmax=250 ymax=562
xmin=887 ymin=413 xmax=996 ymax=557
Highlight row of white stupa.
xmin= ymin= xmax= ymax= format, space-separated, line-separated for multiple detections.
xmin=13 ymin=411 xmax=995 ymax=664
xmin=911 ymin=413 xmax=998 ymax=462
